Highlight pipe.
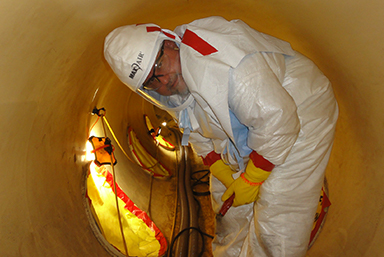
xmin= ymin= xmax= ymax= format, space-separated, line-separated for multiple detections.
xmin=1 ymin=1 xmax=384 ymax=256
xmin=174 ymin=135 xmax=190 ymax=257
xmin=184 ymin=148 xmax=200 ymax=257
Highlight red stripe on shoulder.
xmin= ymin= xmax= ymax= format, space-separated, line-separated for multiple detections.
xmin=146 ymin=26 xmax=161 ymax=32
xmin=182 ymin=29 xmax=218 ymax=56
xmin=146 ymin=26 xmax=175 ymax=39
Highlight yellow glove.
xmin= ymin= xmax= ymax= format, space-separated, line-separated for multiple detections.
xmin=210 ymin=159 xmax=236 ymax=188
xmin=222 ymin=152 xmax=273 ymax=207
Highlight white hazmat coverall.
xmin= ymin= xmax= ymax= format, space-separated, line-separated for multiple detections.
xmin=166 ymin=17 xmax=338 ymax=256
xmin=174 ymin=17 xmax=338 ymax=257
xmin=106 ymin=16 xmax=339 ymax=257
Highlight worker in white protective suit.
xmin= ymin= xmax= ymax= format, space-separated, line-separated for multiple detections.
xmin=104 ymin=16 xmax=338 ymax=257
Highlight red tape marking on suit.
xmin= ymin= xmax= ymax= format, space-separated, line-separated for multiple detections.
xmin=182 ymin=29 xmax=218 ymax=56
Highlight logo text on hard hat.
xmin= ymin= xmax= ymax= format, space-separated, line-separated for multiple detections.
xmin=129 ymin=52 xmax=144 ymax=79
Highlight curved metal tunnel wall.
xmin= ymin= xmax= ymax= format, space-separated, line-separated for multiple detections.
xmin=1 ymin=0 xmax=384 ymax=256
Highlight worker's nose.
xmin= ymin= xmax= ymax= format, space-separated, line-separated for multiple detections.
xmin=157 ymin=74 xmax=170 ymax=85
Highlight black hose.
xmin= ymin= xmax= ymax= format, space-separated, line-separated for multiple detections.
xmin=169 ymin=227 xmax=214 ymax=257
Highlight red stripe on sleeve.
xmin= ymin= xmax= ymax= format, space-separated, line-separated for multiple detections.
xmin=250 ymin=151 xmax=275 ymax=171
xmin=182 ymin=29 xmax=218 ymax=56
xmin=202 ymin=151 xmax=221 ymax=166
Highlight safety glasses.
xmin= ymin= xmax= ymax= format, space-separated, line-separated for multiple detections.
xmin=142 ymin=43 xmax=168 ymax=91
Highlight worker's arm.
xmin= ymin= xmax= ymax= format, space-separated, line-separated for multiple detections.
xmin=229 ymin=51 xmax=300 ymax=166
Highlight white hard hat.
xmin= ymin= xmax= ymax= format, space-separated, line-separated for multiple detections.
xmin=104 ymin=23 xmax=181 ymax=92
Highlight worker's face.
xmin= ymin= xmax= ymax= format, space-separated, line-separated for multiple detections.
xmin=143 ymin=40 xmax=188 ymax=96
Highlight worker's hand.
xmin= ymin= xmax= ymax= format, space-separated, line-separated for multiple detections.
xmin=210 ymin=159 xmax=236 ymax=188
xmin=222 ymin=157 xmax=271 ymax=207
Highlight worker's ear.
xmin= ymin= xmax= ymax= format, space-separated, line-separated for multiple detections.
xmin=163 ymin=40 xmax=179 ymax=50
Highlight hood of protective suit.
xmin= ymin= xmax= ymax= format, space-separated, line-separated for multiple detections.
xmin=104 ymin=23 xmax=186 ymax=111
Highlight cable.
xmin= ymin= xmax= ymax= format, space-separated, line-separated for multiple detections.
xmin=100 ymin=114 xmax=129 ymax=257
xmin=188 ymin=167 xmax=213 ymax=257
xmin=102 ymin=116 xmax=133 ymax=163
xmin=169 ymin=227 xmax=214 ymax=257
xmin=190 ymin=169 xmax=211 ymax=196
